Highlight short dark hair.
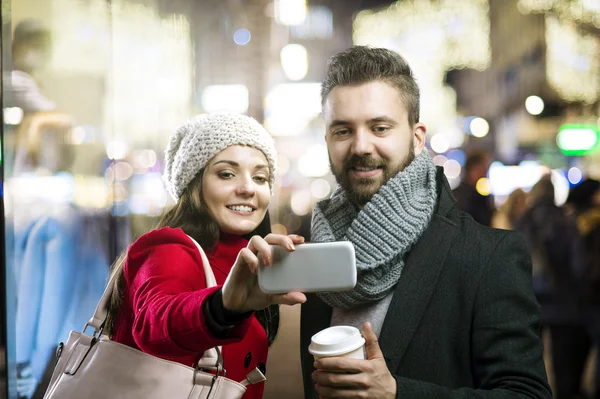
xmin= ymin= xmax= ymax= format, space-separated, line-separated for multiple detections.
xmin=321 ymin=46 xmax=420 ymax=126
xmin=567 ymin=178 xmax=600 ymax=212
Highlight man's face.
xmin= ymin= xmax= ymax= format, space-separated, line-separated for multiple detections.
xmin=323 ymin=81 xmax=426 ymax=206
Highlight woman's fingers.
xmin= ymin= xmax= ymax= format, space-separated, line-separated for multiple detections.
xmin=288 ymin=234 xmax=305 ymax=244
xmin=272 ymin=291 xmax=307 ymax=306
xmin=247 ymin=235 xmax=273 ymax=266
xmin=238 ymin=247 xmax=260 ymax=274
xmin=264 ymin=233 xmax=298 ymax=251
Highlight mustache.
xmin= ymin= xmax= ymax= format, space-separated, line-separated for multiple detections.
xmin=343 ymin=155 xmax=386 ymax=170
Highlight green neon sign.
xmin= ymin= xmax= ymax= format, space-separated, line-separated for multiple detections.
xmin=556 ymin=124 xmax=600 ymax=156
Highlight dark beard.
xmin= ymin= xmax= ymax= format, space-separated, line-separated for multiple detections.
xmin=330 ymin=146 xmax=416 ymax=207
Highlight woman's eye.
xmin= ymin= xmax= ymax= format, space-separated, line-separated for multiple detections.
xmin=218 ymin=171 xmax=235 ymax=179
xmin=253 ymin=175 xmax=268 ymax=183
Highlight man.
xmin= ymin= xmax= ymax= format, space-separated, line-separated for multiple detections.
xmin=300 ymin=46 xmax=551 ymax=399
xmin=453 ymin=150 xmax=494 ymax=226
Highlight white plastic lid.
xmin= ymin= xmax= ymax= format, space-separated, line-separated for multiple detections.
xmin=308 ymin=326 xmax=366 ymax=357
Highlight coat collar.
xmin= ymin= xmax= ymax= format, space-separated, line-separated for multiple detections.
xmin=301 ymin=168 xmax=459 ymax=373
xmin=378 ymin=167 xmax=457 ymax=371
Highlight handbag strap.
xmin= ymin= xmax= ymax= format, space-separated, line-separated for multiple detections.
xmin=83 ymin=232 xmax=256 ymax=381
xmin=185 ymin=235 xmax=224 ymax=371
xmin=86 ymin=234 xmax=219 ymax=344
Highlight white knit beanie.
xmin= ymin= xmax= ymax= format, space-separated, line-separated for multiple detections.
xmin=163 ymin=113 xmax=277 ymax=201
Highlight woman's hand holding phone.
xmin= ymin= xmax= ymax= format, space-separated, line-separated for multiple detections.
xmin=221 ymin=234 xmax=307 ymax=313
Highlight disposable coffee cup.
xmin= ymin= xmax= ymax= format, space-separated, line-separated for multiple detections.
xmin=308 ymin=325 xmax=366 ymax=361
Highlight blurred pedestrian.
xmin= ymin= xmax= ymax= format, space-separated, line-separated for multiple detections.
xmin=453 ymin=150 xmax=495 ymax=226
xmin=567 ymin=179 xmax=600 ymax=399
xmin=517 ymin=175 xmax=587 ymax=399
xmin=492 ymin=188 xmax=527 ymax=230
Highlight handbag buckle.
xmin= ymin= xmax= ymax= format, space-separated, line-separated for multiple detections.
xmin=82 ymin=322 xmax=104 ymax=339
xmin=196 ymin=346 xmax=227 ymax=378
xmin=197 ymin=362 xmax=227 ymax=378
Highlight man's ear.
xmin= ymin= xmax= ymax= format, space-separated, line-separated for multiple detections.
xmin=413 ymin=122 xmax=427 ymax=155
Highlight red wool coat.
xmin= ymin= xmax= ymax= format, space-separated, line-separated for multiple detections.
xmin=112 ymin=227 xmax=268 ymax=399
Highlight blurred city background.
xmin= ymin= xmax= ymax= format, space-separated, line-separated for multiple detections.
xmin=1 ymin=0 xmax=599 ymax=398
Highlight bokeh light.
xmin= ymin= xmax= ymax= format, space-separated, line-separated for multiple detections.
xmin=430 ymin=134 xmax=450 ymax=154
xmin=233 ymin=28 xmax=251 ymax=45
xmin=291 ymin=190 xmax=312 ymax=216
xmin=443 ymin=159 xmax=462 ymax=179
xmin=567 ymin=167 xmax=583 ymax=185
xmin=280 ymin=44 xmax=308 ymax=81
xmin=476 ymin=177 xmax=491 ymax=196
xmin=525 ymin=95 xmax=545 ymax=115
xmin=310 ymin=179 xmax=331 ymax=199
xmin=469 ymin=117 xmax=489 ymax=138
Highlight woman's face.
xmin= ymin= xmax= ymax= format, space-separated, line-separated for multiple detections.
xmin=202 ymin=145 xmax=271 ymax=235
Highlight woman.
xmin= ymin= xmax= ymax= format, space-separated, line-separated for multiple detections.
xmin=105 ymin=113 xmax=306 ymax=399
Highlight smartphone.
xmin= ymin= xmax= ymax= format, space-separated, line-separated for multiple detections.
xmin=257 ymin=241 xmax=356 ymax=294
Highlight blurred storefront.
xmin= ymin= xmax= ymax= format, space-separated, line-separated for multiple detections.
xmin=447 ymin=0 xmax=600 ymax=205
xmin=0 ymin=0 xmax=369 ymax=397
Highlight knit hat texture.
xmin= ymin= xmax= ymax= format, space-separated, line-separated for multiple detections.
xmin=163 ymin=113 xmax=277 ymax=201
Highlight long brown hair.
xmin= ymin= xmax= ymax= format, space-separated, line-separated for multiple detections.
xmin=105 ymin=171 xmax=279 ymax=345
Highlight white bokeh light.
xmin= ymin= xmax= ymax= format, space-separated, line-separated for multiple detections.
xmin=432 ymin=154 xmax=448 ymax=166
xmin=298 ymin=144 xmax=330 ymax=177
xmin=280 ymin=44 xmax=308 ymax=81
xmin=470 ymin=117 xmax=489 ymax=138
xmin=4 ymin=107 xmax=24 ymax=125
xmin=443 ymin=159 xmax=462 ymax=179
xmin=551 ymin=169 xmax=570 ymax=206
xmin=106 ymin=141 xmax=128 ymax=160
xmin=430 ymin=134 xmax=450 ymax=153
xmin=525 ymin=95 xmax=545 ymax=116
xmin=310 ymin=179 xmax=331 ymax=199
xmin=291 ymin=190 xmax=312 ymax=216
xmin=274 ymin=0 xmax=308 ymax=26
xmin=567 ymin=167 xmax=583 ymax=184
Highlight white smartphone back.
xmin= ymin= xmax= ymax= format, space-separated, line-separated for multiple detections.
xmin=257 ymin=242 xmax=356 ymax=294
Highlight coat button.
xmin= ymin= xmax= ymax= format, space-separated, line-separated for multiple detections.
xmin=244 ymin=352 xmax=252 ymax=368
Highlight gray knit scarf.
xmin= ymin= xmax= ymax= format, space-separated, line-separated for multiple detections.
xmin=311 ymin=151 xmax=438 ymax=308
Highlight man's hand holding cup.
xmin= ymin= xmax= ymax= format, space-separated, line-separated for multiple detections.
xmin=310 ymin=322 xmax=397 ymax=399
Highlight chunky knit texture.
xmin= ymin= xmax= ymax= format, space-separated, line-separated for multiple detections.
xmin=163 ymin=113 xmax=277 ymax=201
xmin=311 ymin=150 xmax=438 ymax=308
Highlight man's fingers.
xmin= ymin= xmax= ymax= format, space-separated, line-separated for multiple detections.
xmin=362 ymin=322 xmax=385 ymax=360
xmin=314 ymin=357 xmax=364 ymax=374
xmin=314 ymin=384 xmax=363 ymax=398
xmin=312 ymin=370 xmax=369 ymax=389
